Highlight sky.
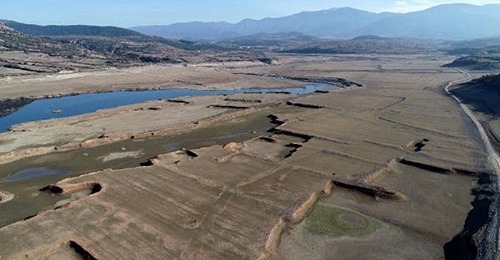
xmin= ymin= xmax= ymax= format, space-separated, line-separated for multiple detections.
xmin=1 ymin=0 xmax=500 ymax=27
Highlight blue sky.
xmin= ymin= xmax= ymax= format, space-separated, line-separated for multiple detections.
xmin=1 ymin=0 xmax=500 ymax=27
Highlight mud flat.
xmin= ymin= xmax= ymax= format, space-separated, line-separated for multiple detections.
xmin=0 ymin=108 xmax=292 ymax=227
xmin=0 ymin=54 xmax=493 ymax=259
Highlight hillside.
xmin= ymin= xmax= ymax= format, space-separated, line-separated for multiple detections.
xmin=470 ymin=74 xmax=500 ymax=88
xmin=0 ymin=22 xmax=191 ymax=76
xmin=217 ymin=32 xmax=323 ymax=51
xmin=280 ymin=36 xmax=438 ymax=54
xmin=0 ymin=22 xmax=102 ymax=75
xmin=1 ymin=19 xmax=219 ymax=51
xmin=444 ymin=40 xmax=500 ymax=71
xmin=131 ymin=4 xmax=500 ymax=41
xmin=0 ymin=21 xmax=276 ymax=77
xmin=1 ymin=20 xmax=142 ymax=37
xmin=451 ymin=74 xmax=500 ymax=120
xmin=0 ymin=22 xmax=83 ymax=54
xmin=444 ymin=55 xmax=500 ymax=71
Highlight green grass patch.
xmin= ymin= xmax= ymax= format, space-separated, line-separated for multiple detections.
xmin=306 ymin=205 xmax=381 ymax=237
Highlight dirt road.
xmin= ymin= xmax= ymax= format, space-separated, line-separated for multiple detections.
xmin=445 ymin=70 xmax=500 ymax=174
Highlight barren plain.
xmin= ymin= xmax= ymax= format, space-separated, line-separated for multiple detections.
xmin=0 ymin=54 xmax=497 ymax=259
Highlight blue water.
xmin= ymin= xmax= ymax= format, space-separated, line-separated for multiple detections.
xmin=3 ymin=167 xmax=70 ymax=182
xmin=0 ymin=84 xmax=332 ymax=132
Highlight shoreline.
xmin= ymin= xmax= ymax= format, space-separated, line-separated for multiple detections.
xmin=0 ymin=72 xmax=358 ymax=165
xmin=0 ymin=106 xmax=261 ymax=165
xmin=0 ymin=70 xmax=354 ymax=121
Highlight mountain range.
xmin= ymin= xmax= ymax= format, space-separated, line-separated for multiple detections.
xmin=131 ymin=4 xmax=500 ymax=41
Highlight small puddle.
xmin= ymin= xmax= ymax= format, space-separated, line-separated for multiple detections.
xmin=3 ymin=167 xmax=69 ymax=182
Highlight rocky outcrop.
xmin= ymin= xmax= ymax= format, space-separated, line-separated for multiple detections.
xmin=0 ymin=97 xmax=34 ymax=117
xmin=444 ymin=172 xmax=500 ymax=260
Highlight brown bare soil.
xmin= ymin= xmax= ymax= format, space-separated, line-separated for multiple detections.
xmin=0 ymin=54 xmax=491 ymax=259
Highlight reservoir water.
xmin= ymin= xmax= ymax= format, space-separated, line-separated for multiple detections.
xmin=0 ymin=84 xmax=331 ymax=132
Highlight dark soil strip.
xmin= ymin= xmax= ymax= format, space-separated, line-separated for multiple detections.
xmin=399 ymin=158 xmax=480 ymax=177
xmin=286 ymin=101 xmax=325 ymax=109
xmin=3 ymin=64 xmax=46 ymax=73
xmin=39 ymin=185 xmax=63 ymax=194
xmin=268 ymin=91 xmax=292 ymax=95
xmin=400 ymin=158 xmax=449 ymax=173
xmin=166 ymin=99 xmax=190 ymax=104
xmin=185 ymin=150 xmax=199 ymax=158
xmin=283 ymin=143 xmax=303 ymax=159
xmin=259 ymin=137 xmax=278 ymax=143
xmin=267 ymin=114 xmax=286 ymax=125
xmin=414 ymin=142 xmax=425 ymax=152
xmin=269 ymin=129 xmax=313 ymax=143
xmin=140 ymin=158 xmax=155 ymax=167
xmin=23 ymin=214 xmax=37 ymax=221
xmin=331 ymin=178 xmax=402 ymax=200
xmin=70 ymin=240 xmax=98 ymax=260
xmin=208 ymin=105 xmax=249 ymax=109
xmin=275 ymin=75 xmax=362 ymax=87
xmin=224 ymin=98 xmax=262 ymax=103
xmin=231 ymin=72 xmax=363 ymax=87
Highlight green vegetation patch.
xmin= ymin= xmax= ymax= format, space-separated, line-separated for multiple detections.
xmin=306 ymin=205 xmax=380 ymax=237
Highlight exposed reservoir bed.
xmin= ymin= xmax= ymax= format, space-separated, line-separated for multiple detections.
xmin=0 ymin=104 xmax=304 ymax=227
xmin=0 ymin=84 xmax=332 ymax=132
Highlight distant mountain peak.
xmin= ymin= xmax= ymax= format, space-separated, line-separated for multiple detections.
xmin=428 ymin=3 xmax=478 ymax=8
xmin=132 ymin=4 xmax=500 ymax=41
xmin=331 ymin=6 xmax=371 ymax=12
xmin=352 ymin=35 xmax=388 ymax=41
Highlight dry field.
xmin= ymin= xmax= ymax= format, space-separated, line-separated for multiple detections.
xmin=0 ymin=54 xmax=491 ymax=259
xmin=0 ymin=61 xmax=302 ymax=99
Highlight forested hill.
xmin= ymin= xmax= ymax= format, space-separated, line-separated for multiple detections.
xmin=1 ymin=20 xmax=142 ymax=37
